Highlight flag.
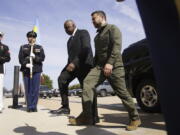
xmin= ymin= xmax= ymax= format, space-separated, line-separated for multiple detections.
xmin=32 ymin=18 xmax=41 ymax=44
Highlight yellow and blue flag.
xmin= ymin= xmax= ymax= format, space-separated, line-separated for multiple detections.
xmin=32 ymin=18 xmax=41 ymax=44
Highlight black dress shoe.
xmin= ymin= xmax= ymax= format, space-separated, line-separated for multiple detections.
xmin=32 ymin=108 xmax=38 ymax=112
xmin=95 ymin=116 xmax=100 ymax=123
xmin=27 ymin=108 xmax=32 ymax=112
xmin=50 ymin=107 xmax=70 ymax=115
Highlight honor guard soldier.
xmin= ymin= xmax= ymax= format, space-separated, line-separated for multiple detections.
xmin=0 ymin=32 xmax=10 ymax=113
xmin=18 ymin=31 xmax=45 ymax=112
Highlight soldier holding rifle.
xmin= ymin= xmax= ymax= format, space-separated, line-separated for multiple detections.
xmin=19 ymin=31 xmax=45 ymax=112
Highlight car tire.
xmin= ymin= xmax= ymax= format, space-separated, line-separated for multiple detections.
xmin=136 ymin=79 xmax=161 ymax=113
xmin=100 ymin=89 xmax=107 ymax=97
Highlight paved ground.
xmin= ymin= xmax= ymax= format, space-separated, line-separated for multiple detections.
xmin=0 ymin=96 xmax=167 ymax=135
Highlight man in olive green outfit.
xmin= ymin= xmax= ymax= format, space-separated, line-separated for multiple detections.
xmin=69 ymin=10 xmax=141 ymax=131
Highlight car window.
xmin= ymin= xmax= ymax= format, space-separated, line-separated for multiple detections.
xmin=40 ymin=86 xmax=49 ymax=91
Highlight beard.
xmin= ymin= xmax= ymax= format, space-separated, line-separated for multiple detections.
xmin=93 ymin=22 xmax=101 ymax=28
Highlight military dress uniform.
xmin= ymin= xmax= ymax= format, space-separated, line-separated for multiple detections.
xmin=70 ymin=24 xmax=140 ymax=130
xmin=19 ymin=44 xmax=45 ymax=112
xmin=0 ymin=42 xmax=10 ymax=112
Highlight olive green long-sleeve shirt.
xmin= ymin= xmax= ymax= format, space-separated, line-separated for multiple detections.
xmin=94 ymin=24 xmax=123 ymax=67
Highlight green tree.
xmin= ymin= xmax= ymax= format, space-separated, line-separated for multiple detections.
xmin=41 ymin=74 xmax=53 ymax=89
xmin=69 ymin=84 xmax=80 ymax=90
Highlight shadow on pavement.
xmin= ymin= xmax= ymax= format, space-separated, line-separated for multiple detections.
xmin=14 ymin=125 xmax=67 ymax=135
xmin=76 ymin=126 xmax=119 ymax=135
xmin=98 ymin=103 xmax=139 ymax=112
xmin=97 ymin=102 xmax=165 ymax=131
xmin=40 ymin=108 xmax=51 ymax=111
xmin=8 ymin=106 xmax=27 ymax=112
xmin=101 ymin=112 xmax=165 ymax=131
xmin=17 ymin=106 xmax=27 ymax=112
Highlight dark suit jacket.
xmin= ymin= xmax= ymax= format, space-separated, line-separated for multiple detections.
xmin=67 ymin=29 xmax=93 ymax=69
xmin=0 ymin=43 xmax=10 ymax=73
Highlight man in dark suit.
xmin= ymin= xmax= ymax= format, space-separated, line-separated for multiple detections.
xmin=50 ymin=20 xmax=94 ymax=116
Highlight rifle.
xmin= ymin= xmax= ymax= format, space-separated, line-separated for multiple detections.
xmin=29 ymin=45 xmax=34 ymax=79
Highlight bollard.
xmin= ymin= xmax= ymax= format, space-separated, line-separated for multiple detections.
xmin=9 ymin=66 xmax=22 ymax=109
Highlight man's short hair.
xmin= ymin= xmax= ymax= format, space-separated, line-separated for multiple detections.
xmin=91 ymin=10 xmax=106 ymax=20
xmin=64 ymin=20 xmax=75 ymax=26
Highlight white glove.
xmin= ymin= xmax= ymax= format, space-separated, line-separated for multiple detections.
xmin=30 ymin=52 xmax=35 ymax=58
xmin=26 ymin=64 xmax=33 ymax=68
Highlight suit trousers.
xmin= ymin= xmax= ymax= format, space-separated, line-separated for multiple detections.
xmin=58 ymin=65 xmax=92 ymax=109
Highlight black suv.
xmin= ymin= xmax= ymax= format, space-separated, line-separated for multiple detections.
xmin=122 ymin=39 xmax=161 ymax=113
